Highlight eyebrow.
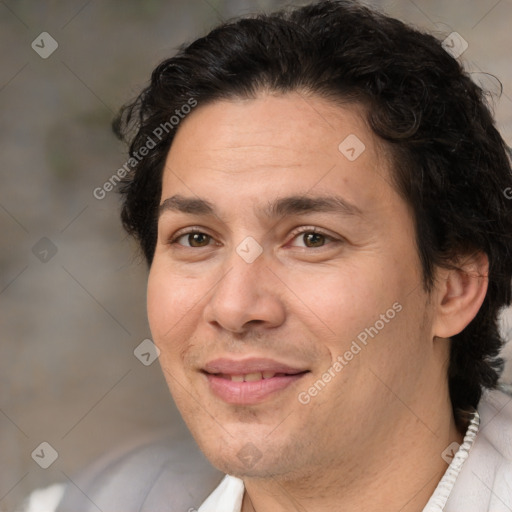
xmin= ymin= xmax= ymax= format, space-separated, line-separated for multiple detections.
xmin=159 ymin=194 xmax=363 ymax=219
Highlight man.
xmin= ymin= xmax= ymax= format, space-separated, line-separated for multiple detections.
xmin=25 ymin=1 xmax=512 ymax=511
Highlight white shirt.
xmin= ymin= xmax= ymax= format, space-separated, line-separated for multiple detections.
xmin=198 ymin=388 xmax=512 ymax=512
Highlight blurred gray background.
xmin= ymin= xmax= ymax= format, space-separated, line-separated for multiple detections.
xmin=1 ymin=0 xmax=512 ymax=510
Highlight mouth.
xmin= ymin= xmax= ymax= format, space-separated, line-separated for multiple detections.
xmin=202 ymin=358 xmax=310 ymax=405
xmin=210 ymin=371 xmax=303 ymax=382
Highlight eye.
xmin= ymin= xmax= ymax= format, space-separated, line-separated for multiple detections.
xmin=170 ymin=230 xmax=215 ymax=248
xmin=289 ymin=228 xmax=337 ymax=248
xmin=168 ymin=227 xmax=339 ymax=250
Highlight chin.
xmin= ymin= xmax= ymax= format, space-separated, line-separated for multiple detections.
xmin=199 ymin=434 xmax=307 ymax=481
xmin=209 ymin=455 xmax=283 ymax=480
xmin=187 ymin=428 xmax=274 ymax=477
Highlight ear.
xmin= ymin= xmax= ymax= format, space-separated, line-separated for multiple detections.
xmin=432 ymin=251 xmax=489 ymax=339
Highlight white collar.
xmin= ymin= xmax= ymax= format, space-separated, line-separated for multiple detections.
xmin=198 ymin=473 xmax=244 ymax=512
xmin=422 ymin=409 xmax=479 ymax=511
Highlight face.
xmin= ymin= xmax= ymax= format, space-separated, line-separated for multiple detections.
xmin=147 ymin=92 xmax=446 ymax=479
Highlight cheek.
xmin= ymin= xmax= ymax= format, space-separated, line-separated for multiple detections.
xmin=285 ymin=262 xmax=389 ymax=340
xmin=147 ymin=267 xmax=204 ymax=398
xmin=147 ymin=264 xmax=200 ymax=345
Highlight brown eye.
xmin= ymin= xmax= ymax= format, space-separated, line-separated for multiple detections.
xmin=302 ymin=232 xmax=326 ymax=247
xmin=288 ymin=228 xmax=339 ymax=250
xmin=172 ymin=231 xmax=212 ymax=247
xmin=186 ymin=233 xmax=211 ymax=247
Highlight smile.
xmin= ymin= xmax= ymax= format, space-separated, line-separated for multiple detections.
xmin=202 ymin=358 xmax=310 ymax=405
xmin=216 ymin=371 xmax=292 ymax=381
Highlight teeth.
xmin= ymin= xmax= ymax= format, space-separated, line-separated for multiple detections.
xmin=243 ymin=372 xmax=262 ymax=382
xmin=226 ymin=372 xmax=277 ymax=382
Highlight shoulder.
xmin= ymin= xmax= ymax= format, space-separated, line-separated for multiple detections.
xmin=24 ymin=430 xmax=224 ymax=512
xmin=21 ymin=484 xmax=66 ymax=512
xmin=446 ymin=386 xmax=512 ymax=512
xmin=477 ymin=386 xmax=512 ymax=459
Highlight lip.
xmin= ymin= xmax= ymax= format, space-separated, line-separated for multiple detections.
xmin=202 ymin=357 xmax=309 ymax=405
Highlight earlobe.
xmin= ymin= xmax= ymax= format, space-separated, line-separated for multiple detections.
xmin=433 ymin=251 xmax=489 ymax=339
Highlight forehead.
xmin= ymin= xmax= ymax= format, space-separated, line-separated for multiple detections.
xmin=161 ymin=92 xmax=397 ymax=218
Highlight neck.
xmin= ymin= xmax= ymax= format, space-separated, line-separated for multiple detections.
xmin=241 ymin=399 xmax=464 ymax=512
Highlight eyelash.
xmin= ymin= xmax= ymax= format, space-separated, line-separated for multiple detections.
xmin=168 ymin=226 xmax=338 ymax=249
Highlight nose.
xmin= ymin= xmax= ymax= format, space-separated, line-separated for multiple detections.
xmin=202 ymin=248 xmax=286 ymax=335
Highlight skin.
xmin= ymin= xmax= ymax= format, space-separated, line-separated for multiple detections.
xmin=147 ymin=92 xmax=488 ymax=512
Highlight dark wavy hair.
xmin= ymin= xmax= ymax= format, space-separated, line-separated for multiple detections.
xmin=113 ymin=0 xmax=512 ymax=429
